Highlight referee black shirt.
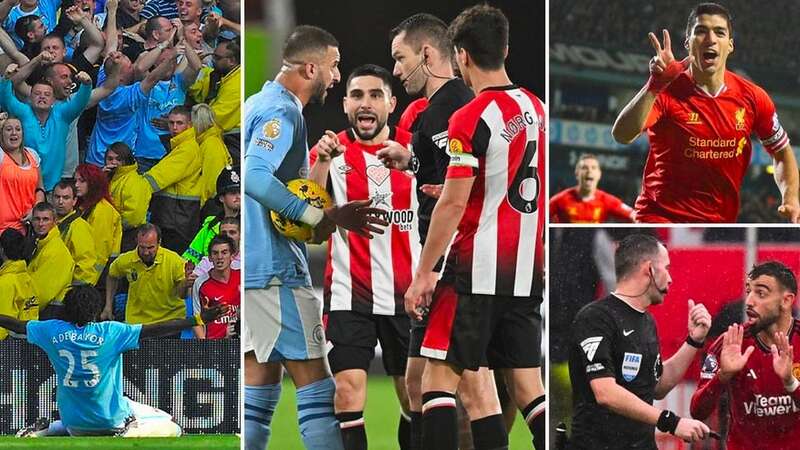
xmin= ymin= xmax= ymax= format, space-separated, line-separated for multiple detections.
xmin=406 ymin=78 xmax=473 ymax=248
xmin=568 ymin=294 xmax=664 ymax=450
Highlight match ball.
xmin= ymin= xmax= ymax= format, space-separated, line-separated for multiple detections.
xmin=270 ymin=179 xmax=332 ymax=242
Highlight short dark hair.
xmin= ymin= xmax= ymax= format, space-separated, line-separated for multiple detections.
xmin=14 ymin=16 xmax=40 ymax=43
xmin=43 ymin=62 xmax=71 ymax=81
xmin=32 ymin=79 xmax=54 ymax=90
xmin=168 ymin=105 xmax=191 ymax=119
xmin=282 ymin=25 xmax=338 ymax=63
xmin=208 ymin=234 xmax=236 ymax=255
xmin=63 ymin=285 xmax=104 ymax=326
xmin=0 ymin=228 xmax=26 ymax=260
xmin=346 ymin=64 xmax=393 ymax=94
xmin=32 ymin=202 xmax=56 ymax=217
xmin=686 ymin=3 xmax=733 ymax=38
xmin=145 ymin=16 xmax=168 ymax=38
xmin=575 ymin=153 xmax=598 ymax=169
xmin=220 ymin=37 xmax=241 ymax=64
xmin=137 ymin=223 xmax=161 ymax=241
xmin=53 ymin=180 xmax=77 ymax=197
xmin=615 ymin=234 xmax=663 ymax=280
xmin=107 ymin=142 xmax=136 ymax=165
xmin=749 ymin=261 xmax=797 ymax=295
xmin=448 ymin=4 xmax=509 ymax=70
xmin=220 ymin=216 xmax=240 ymax=228
xmin=390 ymin=13 xmax=452 ymax=60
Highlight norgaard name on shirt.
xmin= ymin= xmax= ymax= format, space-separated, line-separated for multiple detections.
xmin=743 ymin=394 xmax=799 ymax=417
xmin=51 ymin=331 xmax=105 ymax=346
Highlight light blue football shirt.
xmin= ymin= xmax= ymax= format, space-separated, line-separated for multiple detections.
xmin=27 ymin=320 xmax=142 ymax=431
xmin=243 ymin=80 xmax=315 ymax=289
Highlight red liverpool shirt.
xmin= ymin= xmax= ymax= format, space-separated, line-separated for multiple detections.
xmin=549 ymin=187 xmax=634 ymax=223
xmin=690 ymin=320 xmax=800 ymax=450
xmin=637 ymin=70 xmax=789 ymax=222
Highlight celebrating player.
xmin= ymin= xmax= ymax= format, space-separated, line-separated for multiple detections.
xmin=690 ymin=261 xmax=800 ymax=450
xmin=309 ymin=63 xmax=416 ymax=450
xmin=6 ymin=285 xmax=226 ymax=437
xmin=568 ymin=234 xmax=712 ymax=448
xmin=403 ymin=5 xmax=546 ymax=449
xmin=242 ymin=26 xmax=387 ymax=450
xmin=611 ymin=2 xmax=799 ymax=223
xmin=550 ymin=153 xmax=635 ymax=223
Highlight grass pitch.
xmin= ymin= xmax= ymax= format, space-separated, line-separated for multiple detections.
xmin=0 ymin=434 xmax=239 ymax=449
xmin=270 ymin=376 xmax=533 ymax=450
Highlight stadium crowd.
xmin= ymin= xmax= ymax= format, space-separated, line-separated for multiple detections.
xmin=0 ymin=0 xmax=241 ymax=339
xmin=550 ymin=0 xmax=798 ymax=71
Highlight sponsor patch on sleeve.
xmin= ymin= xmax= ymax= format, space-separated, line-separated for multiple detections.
xmin=254 ymin=118 xmax=281 ymax=150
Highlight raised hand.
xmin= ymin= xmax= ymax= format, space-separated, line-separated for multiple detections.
xmin=315 ymin=130 xmax=345 ymax=162
xmin=719 ymin=324 xmax=755 ymax=382
xmin=646 ymin=29 xmax=692 ymax=93
xmin=687 ymin=299 xmax=712 ymax=343
xmin=771 ymin=331 xmax=796 ymax=386
xmin=75 ymin=71 xmax=92 ymax=85
xmin=777 ymin=203 xmax=800 ymax=224
xmin=376 ymin=140 xmax=412 ymax=170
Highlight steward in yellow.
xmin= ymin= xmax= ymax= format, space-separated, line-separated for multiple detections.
xmin=53 ymin=181 xmax=98 ymax=285
xmin=0 ymin=228 xmax=38 ymax=339
xmin=188 ymin=39 xmax=241 ymax=133
xmin=104 ymin=224 xmax=193 ymax=326
xmin=28 ymin=203 xmax=74 ymax=317
xmin=143 ymin=106 xmax=203 ymax=252
xmin=104 ymin=142 xmax=152 ymax=252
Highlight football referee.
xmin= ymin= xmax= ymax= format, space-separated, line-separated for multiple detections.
xmin=566 ymin=233 xmax=712 ymax=449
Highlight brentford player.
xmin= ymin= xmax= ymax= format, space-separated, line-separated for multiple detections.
xmin=612 ymin=3 xmax=799 ymax=223
xmin=691 ymin=261 xmax=800 ymax=450
xmin=398 ymin=97 xmax=428 ymax=132
xmin=549 ymin=153 xmax=635 ymax=223
xmin=404 ymin=5 xmax=545 ymax=450
xmin=191 ymin=235 xmax=240 ymax=339
xmin=309 ymin=64 xmax=416 ymax=450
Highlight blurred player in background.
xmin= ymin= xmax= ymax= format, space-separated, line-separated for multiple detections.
xmin=309 ymin=63 xmax=416 ymax=450
xmin=690 ymin=261 xmax=800 ymax=450
xmin=380 ymin=13 xmax=505 ymax=450
xmin=8 ymin=285 xmax=225 ymax=437
xmin=550 ymin=153 xmax=635 ymax=223
xmin=611 ymin=2 xmax=800 ymax=223
xmin=567 ymin=234 xmax=711 ymax=449
xmin=404 ymin=5 xmax=546 ymax=449
xmin=242 ymin=26 xmax=386 ymax=450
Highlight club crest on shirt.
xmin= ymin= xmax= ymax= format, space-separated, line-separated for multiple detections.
xmin=622 ymin=352 xmax=642 ymax=382
xmin=735 ymin=108 xmax=746 ymax=131
xmin=793 ymin=363 xmax=800 ymax=381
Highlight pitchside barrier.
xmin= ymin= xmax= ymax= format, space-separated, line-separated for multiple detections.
xmin=0 ymin=338 xmax=239 ymax=435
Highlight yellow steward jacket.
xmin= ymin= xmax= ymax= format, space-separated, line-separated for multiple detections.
xmin=197 ymin=125 xmax=231 ymax=205
xmin=144 ymin=127 xmax=203 ymax=199
xmin=83 ymin=198 xmax=122 ymax=274
xmin=188 ymin=65 xmax=241 ymax=132
xmin=0 ymin=259 xmax=38 ymax=339
xmin=28 ymin=227 xmax=74 ymax=308
xmin=58 ymin=210 xmax=99 ymax=285
xmin=110 ymin=163 xmax=151 ymax=230
xmin=109 ymin=246 xmax=186 ymax=324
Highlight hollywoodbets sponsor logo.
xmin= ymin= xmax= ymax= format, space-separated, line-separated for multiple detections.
xmin=743 ymin=394 xmax=800 ymax=417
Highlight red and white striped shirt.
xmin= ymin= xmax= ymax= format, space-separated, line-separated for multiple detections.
xmin=311 ymin=127 xmax=419 ymax=315
xmin=444 ymin=85 xmax=545 ymax=298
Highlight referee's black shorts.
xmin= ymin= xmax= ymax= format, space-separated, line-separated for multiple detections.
xmin=326 ymin=310 xmax=410 ymax=376
xmin=421 ymin=281 xmax=542 ymax=371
